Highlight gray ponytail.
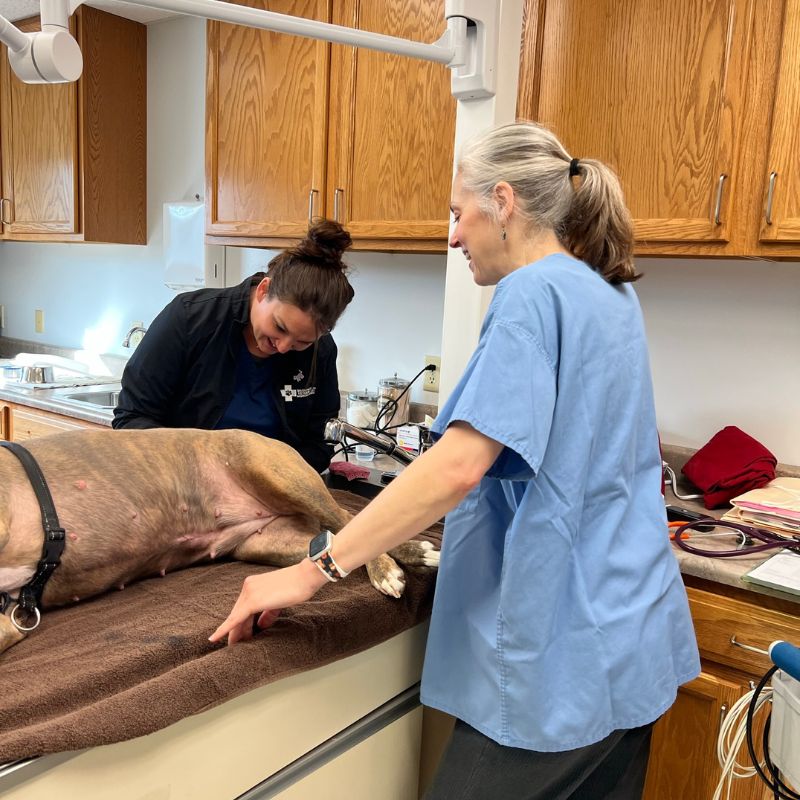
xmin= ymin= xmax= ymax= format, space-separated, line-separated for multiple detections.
xmin=458 ymin=122 xmax=639 ymax=284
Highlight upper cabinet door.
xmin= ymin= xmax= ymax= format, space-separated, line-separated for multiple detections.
xmin=520 ymin=0 xmax=754 ymax=248
xmin=206 ymin=0 xmax=331 ymax=239
xmin=758 ymin=0 xmax=800 ymax=244
xmin=327 ymin=0 xmax=456 ymax=248
xmin=0 ymin=18 xmax=79 ymax=236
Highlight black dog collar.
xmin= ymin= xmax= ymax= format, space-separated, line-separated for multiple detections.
xmin=0 ymin=441 xmax=66 ymax=629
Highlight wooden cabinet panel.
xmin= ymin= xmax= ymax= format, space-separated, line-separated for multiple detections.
xmin=0 ymin=403 xmax=8 ymax=440
xmin=206 ymin=0 xmax=330 ymax=239
xmin=9 ymin=405 xmax=104 ymax=441
xmin=0 ymin=17 xmax=79 ymax=235
xmin=206 ymin=0 xmax=454 ymax=251
xmin=520 ymin=0 xmax=754 ymax=248
xmin=643 ymin=671 xmax=764 ymax=800
xmin=757 ymin=0 xmax=800 ymax=245
xmin=327 ymin=0 xmax=455 ymax=244
xmin=0 ymin=7 xmax=146 ymax=244
xmin=688 ymin=586 xmax=798 ymax=675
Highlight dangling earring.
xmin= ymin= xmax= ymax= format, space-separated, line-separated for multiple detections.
xmin=501 ymin=227 xmax=507 ymax=241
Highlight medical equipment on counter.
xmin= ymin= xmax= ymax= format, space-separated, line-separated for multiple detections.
xmin=672 ymin=518 xmax=800 ymax=558
xmin=324 ymin=419 xmax=416 ymax=466
xmin=713 ymin=640 xmax=800 ymax=800
xmin=662 ymin=460 xmax=703 ymax=501
xmin=377 ymin=374 xmax=411 ymax=431
xmin=345 ymin=391 xmax=379 ymax=461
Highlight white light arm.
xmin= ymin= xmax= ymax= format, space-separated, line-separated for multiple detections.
xmin=0 ymin=0 xmax=496 ymax=98
xmin=0 ymin=0 xmax=82 ymax=83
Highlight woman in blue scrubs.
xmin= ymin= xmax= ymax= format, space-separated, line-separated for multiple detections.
xmin=211 ymin=122 xmax=700 ymax=799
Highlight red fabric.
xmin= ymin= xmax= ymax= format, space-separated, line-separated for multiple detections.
xmin=682 ymin=426 xmax=777 ymax=509
xmin=328 ymin=460 xmax=371 ymax=481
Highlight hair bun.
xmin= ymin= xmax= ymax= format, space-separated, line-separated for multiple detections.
xmin=293 ymin=219 xmax=352 ymax=269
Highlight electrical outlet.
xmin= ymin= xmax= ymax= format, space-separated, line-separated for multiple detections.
xmin=34 ymin=309 xmax=45 ymax=334
xmin=129 ymin=320 xmax=145 ymax=348
xmin=424 ymin=355 xmax=441 ymax=393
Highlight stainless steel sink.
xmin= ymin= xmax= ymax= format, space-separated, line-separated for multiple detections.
xmin=61 ymin=389 xmax=121 ymax=408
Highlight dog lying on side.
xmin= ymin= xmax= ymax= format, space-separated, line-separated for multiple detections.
xmin=0 ymin=428 xmax=438 ymax=655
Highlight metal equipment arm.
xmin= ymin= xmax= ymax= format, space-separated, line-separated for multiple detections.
xmin=0 ymin=0 xmax=496 ymax=100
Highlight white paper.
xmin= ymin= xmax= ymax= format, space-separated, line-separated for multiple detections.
xmin=744 ymin=550 xmax=800 ymax=594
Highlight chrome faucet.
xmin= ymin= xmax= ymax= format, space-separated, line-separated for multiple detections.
xmin=324 ymin=419 xmax=417 ymax=465
xmin=122 ymin=325 xmax=148 ymax=348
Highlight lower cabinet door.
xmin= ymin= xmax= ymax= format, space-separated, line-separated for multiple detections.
xmin=642 ymin=671 xmax=768 ymax=800
xmin=10 ymin=407 xmax=97 ymax=441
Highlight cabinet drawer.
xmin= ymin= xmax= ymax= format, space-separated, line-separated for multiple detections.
xmin=687 ymin=587 xmax=799 ymax=676
xmin=10 ymin=407 xmax=94 ymax=441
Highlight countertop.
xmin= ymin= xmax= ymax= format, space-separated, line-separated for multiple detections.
xmin=1 ymin=385 xmax=797 ymax=609
xmin=0 ymin=380 xmax=118 ymax=426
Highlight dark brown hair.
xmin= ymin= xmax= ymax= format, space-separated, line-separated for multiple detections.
xmin=265 ymin=219 xmax=355 ymax=332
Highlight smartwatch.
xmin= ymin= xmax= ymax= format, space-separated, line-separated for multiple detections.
xmin=308 ymin=530 xmax=350 ymax=582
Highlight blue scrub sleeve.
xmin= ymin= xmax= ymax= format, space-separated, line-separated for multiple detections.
xmin=433 ymin=321 xmax=556 ymax=479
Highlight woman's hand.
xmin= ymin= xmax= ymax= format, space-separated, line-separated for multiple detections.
xmin=209 ymin=560 xmax=328 ymax=646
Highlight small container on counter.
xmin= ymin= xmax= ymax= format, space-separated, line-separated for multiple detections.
xmin=376 ymin=374 xmax=410 ymax=432
xmin=346 ymin=389 xmax=379 ymax=461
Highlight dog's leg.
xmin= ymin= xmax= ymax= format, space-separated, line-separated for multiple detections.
xmin=231 ymin=513 xmax=317 ymax=567
xmin=222 ymin=433 xmax=420 ymax=598
xmin=0 ymin=610 xmax=25 ymax=654
xmin=388 ymin=540 xmax=440 ymax=569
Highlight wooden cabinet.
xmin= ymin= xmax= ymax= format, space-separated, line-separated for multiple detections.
xmin=3 ymin=402 xmax=106 ymax=441
xmin=642 ymin=584 xmax=796 ymax=800
xmin=206 ymin=0 xmax=455 ymax=252
xmin=517 ymin=0 xmax=800 ymax=258
xmin=0 ymin=7 xmax=146 ymax=244
xmin=0 ymin=402 xmax=8 ymax=439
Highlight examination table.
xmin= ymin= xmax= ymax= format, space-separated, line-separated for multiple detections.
xmin=0 ymin=490 xmax=442 ymax=799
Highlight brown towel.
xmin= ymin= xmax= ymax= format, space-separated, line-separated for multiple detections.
xmin=0 ymin=491 xmax=442 ymax=762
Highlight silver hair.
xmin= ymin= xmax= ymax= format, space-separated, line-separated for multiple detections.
xmin=457 ymin=122 xmax=637 ymax=284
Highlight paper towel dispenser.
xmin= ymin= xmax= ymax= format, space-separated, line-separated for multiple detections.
xmin=163 ymin=201 xmax=226 ymax=291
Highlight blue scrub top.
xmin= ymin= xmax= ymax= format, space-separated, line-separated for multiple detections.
xmin=214 ymin=341 xmax=282 ymax=438
xmin=422 ymin=254 xmax=700 ymax=752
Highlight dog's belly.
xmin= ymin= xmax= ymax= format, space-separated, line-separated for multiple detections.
xmin=0 ymin=566 xmax=35 ymax=595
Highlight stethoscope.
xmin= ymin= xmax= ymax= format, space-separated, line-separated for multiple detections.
xmin=672 ymin=518 xmax=800 ymax=558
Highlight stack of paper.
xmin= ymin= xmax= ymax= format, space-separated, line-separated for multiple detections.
xmin=722 ymin=477 xmax=800 ymax=536
xmin=743 ymin=550 xmax=800 ymax=596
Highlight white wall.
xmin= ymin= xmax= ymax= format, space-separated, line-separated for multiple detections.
xmin=634 ymin=258 xmax=800 ymax=464
xmin=0 ymin=16 xmax=798 ymax=461
xmin=0 ymin=15 xmax=206 ymax=353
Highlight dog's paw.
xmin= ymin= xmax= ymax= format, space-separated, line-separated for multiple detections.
xmin=366 ymin=554 xmax=406 ymax=598
xmin=388 ymin=539 xmax=440 ymax=569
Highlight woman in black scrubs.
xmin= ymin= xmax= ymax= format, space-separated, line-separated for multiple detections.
xmin=113 ymin=220 xmax=354 ymax=473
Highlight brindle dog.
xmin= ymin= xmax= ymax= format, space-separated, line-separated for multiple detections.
xmin=0 ymin=428 xmax=438 ymax=655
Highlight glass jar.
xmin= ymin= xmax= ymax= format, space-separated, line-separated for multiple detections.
xmin=377 ymin=374 xmax=410 ymax=431
xmin=346 ymin=390 xmax=379 ymax=461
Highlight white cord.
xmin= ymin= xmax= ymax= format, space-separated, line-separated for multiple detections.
xmin=713 ymin=685 xmax=773 ymax=800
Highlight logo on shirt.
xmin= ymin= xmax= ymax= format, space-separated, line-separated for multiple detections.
xmin=281 ymin=385 xmax=316 ymax=402
xmin=293 ymin=370 xmax=304 ymax=383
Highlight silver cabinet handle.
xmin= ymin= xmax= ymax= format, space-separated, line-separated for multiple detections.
xmin=0 ymin=198 xmax=12 ymax=225
xmin=714 ymin=174 xmax=727 ymax=225
xmin=308 ymin=189 xmax=318 ymax=225
xmin=765 ymin=171 xmax=778 ymax=226
xmin=718 ymin=702 xmax=728 ymax=735
xmin=333 ymin=188 xmax=344 ymax=223
xmin=730 ymin=635 xmax=769 ymax=656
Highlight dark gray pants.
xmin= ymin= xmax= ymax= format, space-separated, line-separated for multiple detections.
xmin=424 ymin=719 xmax=654 ymax=800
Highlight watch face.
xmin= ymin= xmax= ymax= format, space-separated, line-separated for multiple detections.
xmin=309 ymin=530 xmax=331 ymax=560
